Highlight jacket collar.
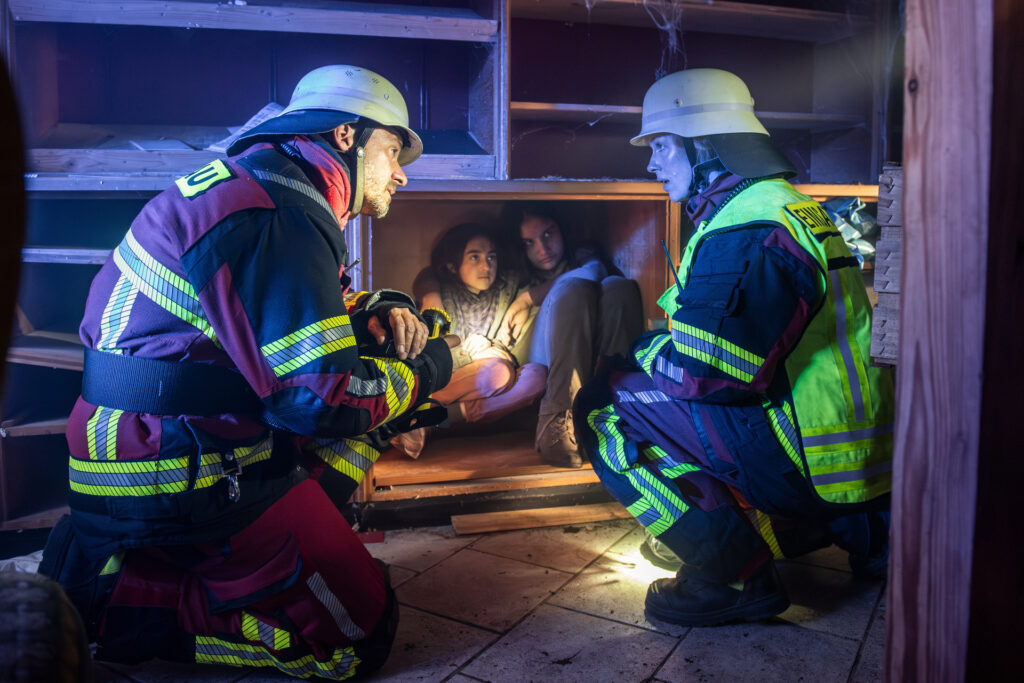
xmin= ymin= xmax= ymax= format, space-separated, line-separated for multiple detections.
xmin=240 ymin=135 xmax=353 ymax=229
xmin=685 ymin=171 xmax=746 ymax=227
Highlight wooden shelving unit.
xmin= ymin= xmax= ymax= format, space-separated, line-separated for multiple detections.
xmin=3 ymin=0 xmax=896 ymax=531
xmin=12 ymin=0 xmax=507 ymax=185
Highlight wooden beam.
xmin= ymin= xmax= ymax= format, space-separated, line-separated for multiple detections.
xmin=887 ymin=1 xmax=993 ymax=681
xmin=9 ymin=0 xmax=498 ymax=43
xmin=451 ymin=502 xmax=632 ymax=535
xmin=966 ymin=0 xmax=1024 ymax=678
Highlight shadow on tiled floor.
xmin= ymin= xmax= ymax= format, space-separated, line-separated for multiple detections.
xmin=86 ymin=520 xmax=885 ymax=682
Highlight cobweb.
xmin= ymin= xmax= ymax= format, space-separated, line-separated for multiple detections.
xmin=581 ymin=0 xmax=688 ymax=78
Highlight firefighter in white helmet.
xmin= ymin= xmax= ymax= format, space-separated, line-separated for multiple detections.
xmin=40 ymin=65 xmax=455 ymax=677
xmin=573 ymin=69 xmax=894 ymax=626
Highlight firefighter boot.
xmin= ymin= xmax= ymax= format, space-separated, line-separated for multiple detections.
xmin=536 ymin=410 xmax=583 ymax=468
xmin=644 ymin=561 xmax=790 ymax=627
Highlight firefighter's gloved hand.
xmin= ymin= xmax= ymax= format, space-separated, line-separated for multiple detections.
xmin=367 ymin=306 xmax=428 ymax=360
xmin=365 ymin=400 xmax=449 ymax=450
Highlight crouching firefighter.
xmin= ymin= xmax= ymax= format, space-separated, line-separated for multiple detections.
xmin=39 ymin=65 xmax=455 ymax=679
xmin=573 ymin=69 xmax=894 ymax=627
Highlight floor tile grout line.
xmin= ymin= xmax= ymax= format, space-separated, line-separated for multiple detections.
xmin=438 ymin=529 xmax=643 ymax=683
xmin=542 ymin=601 xmax=687 ymax=639
xmin=462 ymin=525 xmax=639 ymax=575
xmin=393 ymin=600 xmax=506 ymax=635
xmin=386 ymin=525 xmax=645 ymax=681
xmin=440 ymin=603 xmax=541 ymax=681
xmin=440 ymin=630 xmax=508 ymax=683
xmin=442 ymin=672 xmax=489 ymax=683
xmin=773 ymin=614 xmax=875 ymax=644
xmin=462 ymin=545 xmax=580 ymax=575
xmin=650 ymin=629 xmax=692 ymax=682
xmin=844 ymin=580 xmax=887 ymax=683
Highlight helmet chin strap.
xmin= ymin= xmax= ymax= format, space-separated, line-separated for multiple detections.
xmin=348 ymin=127 xmax=376 ymax=215
xmin=682 ymin=137 xmax=702 ymax=198
xmin=681 ymin=136 xmax=728 ymax=198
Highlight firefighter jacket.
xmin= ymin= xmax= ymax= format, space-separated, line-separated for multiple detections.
xmin=65 ymin=135 xmax=452 ymax=558
xmin=631 ymin=177 xmax=894 ymax=510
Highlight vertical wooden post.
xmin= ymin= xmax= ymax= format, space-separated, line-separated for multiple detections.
xmin=886 ymin=1 xmax=993 ymax=681
xmin=966 ymin=0 xmax=1024 ymax=679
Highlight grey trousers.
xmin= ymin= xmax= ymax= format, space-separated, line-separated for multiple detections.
xmin=529 ymin=261 xmax=643 ymax=416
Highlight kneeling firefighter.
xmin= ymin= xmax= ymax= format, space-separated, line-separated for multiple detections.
xmin=39 ymin=65 xmax=454 ymax=679
xmin=573 ymin=68 xmax=894 ymax=626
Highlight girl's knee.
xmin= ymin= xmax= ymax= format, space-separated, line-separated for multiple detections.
xmin=601 ymin=276 xmax=641 ymax=304
xmin=518 ymin=362 xmax=548 ymax=398
xmin=475 ymin=358 xmax=516 ymax=395
xmin=546 ymin=277 xmax=599 ymax=314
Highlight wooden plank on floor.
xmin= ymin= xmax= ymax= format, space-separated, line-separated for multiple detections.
xmin=372 ymin=431 xmax=583 ymax=487
xmin=451 ymin=502 xmax=631 ymax=535
xmin=370 ymin=468 xmax=599 ymax=502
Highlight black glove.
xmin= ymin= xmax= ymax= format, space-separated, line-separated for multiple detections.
xmin=364 ymin=400 xmax=449 ymax=450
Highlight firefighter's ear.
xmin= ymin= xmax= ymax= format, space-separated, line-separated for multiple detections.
xmin=332 ymin=124 xmax=356 ymax=153
xmin=446 ymin=263 xmax=457 ymax=274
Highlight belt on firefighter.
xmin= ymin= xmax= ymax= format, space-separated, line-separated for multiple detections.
xmin=82 ymin=348 xmax=263 ymax=417
xmin=67 ymin=434 xmax=274 ymax=499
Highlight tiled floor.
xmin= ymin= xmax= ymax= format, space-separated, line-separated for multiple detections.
xmin=27 ymin=520 xmax=887 ymax=682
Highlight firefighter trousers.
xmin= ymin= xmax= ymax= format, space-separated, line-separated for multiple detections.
xmin=573 ymin=368 xmax=888 ymax=583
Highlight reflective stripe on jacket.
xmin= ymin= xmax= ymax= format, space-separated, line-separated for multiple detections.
xmin=655 ymin=178 xmax=894 ymax=505
xmin=66 ymin=137 xmax=450 ymax=556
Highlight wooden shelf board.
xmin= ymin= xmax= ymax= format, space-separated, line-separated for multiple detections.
xmin=372 ymin=431 xmax=587 ymax=488
xmin=370 ymin=468 xmax=600 ymax=502
xmin=795 ymin=184 xmax=879 ymax=202
xmin=10 ymin=0 xmax=498 ymax=43
xmin=451 ymin=502 xmax=631 ymax=535
xmin=510 ymin=102 xmax=864 ymax=131
xmin=400 ymin=179 xmax=670 ymax=199
xmin=510 ymin=101 xmax=642 ymax=123
xmin=0 ymin=505 xmax=68 ymax=531
xmin=26 ymin=153 xmax=498 ymax=190
xmin=7 ymin=332 xmax=85 ymax=371
xmin=0 ymin=417 xmax=70 ymax=438
xmin=21 ymin=247 xmax=110 ymax=264
xmin=510 ymin=0 xmax=869 ymax=42
xmin=24 ymin=174 xmax=877 ymax=201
